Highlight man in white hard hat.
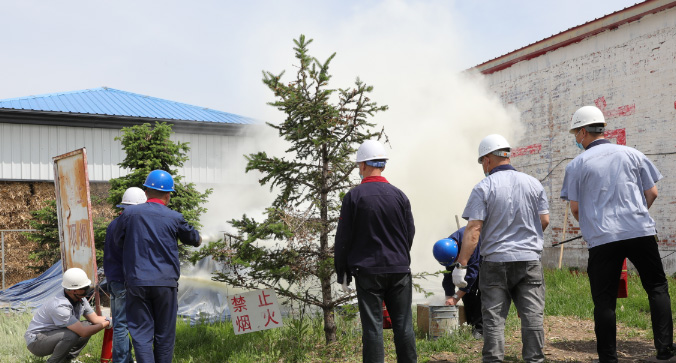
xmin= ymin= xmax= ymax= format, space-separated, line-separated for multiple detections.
xmin=335 ymin=139 xmax=417 ymax=363
xmin=104 ymin=186 xmax=147 ymax=363
xmin=561 ymin=105 xmax=674 ymax=362
xmin=25 ymin=267 xmax=112 ymax=363
xmin=454 ymin=134 xmax=550 ymax=363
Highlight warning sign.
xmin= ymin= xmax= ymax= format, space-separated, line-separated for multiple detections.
xmin=227 ymin=289 xmax=283 ymax=335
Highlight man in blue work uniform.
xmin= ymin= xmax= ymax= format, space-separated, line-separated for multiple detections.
xmin=441 ymin=227 xmax=483 ymax=340
xmin=104 ymin=186 xmax=146 ymax=363
xmin=113 ymin=170 xmax=202 ymax=363
xmin=454 ymin=134 xmax=550 ymax=363
xmin=561 ymin=105 xmax=674 ymax=362
xmin=335 ymin=140 xmax=417 ymax=363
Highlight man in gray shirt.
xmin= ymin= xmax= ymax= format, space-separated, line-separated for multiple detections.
xmin=25 ymin=267 xmax=111 ymax=363
xmin=561 ymin=105 xmax=674 ymax=362
xmin=454 ymin=134 xmax=550 ymax=363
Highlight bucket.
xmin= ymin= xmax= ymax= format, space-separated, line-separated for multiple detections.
xmin=417 ymin=304 xmax=459 ymax=339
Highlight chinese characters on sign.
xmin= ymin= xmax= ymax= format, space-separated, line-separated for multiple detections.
xmin=53 ymin=148 xmax=97 ymax=280
xmin=227 ymin=289 xmax=283 ymax=335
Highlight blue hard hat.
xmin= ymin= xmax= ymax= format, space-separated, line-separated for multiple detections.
xmin=433 ymin=238 xmax=459 ymax=266
xmin=143 ymin=169 xmax=175 ymax=192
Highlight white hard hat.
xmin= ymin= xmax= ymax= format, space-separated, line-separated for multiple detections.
xmin=356 ymin=140 xmax=389 ymax=163
xmin=118 ymin=187 xmax=147 ymax=207
xmin=478 ymin=134 xmax=511 ymax=163
xmin=569 ymin=106 xmax=606 ymax=134
xmin=62 ymin=268 xmax=92 ymax=290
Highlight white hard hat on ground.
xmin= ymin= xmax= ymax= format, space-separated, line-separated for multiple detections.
xmin=569 ymin=106 xmax=606 ymax=134
xmin=62 ymin=268 xmax=92 ymax=290
xmin=356 ymin=140 xmax=389 ymax=163
xmin=478 ymin=134 xmax=511 ymax=163
xmin=117 ymin=187 xmax=147 ymax=208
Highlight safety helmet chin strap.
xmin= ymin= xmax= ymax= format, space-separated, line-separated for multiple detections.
xmin=365 ymin=160 xmax=386 ymax=168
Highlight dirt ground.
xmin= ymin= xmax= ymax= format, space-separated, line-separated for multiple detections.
xmin=428 ymin=315 xmax=675 ymax=363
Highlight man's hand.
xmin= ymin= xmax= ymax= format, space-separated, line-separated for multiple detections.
xmin=452 ymin=267 xmax=468 ymax=288
xmin=445 ymin=296 xmax=459 ymax=306
xmin=341 ymin=273 xmax=353 ymax=294
xmin=105 ymin=317 xmax=113 ymax=329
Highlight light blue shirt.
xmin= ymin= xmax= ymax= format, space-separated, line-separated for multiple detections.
xmin=24 ymin=290 xmax=94 ymax=345
xmin=462 ymin=167 xmax=549 ymax=262
xmin=560 ymin=142 xmax=661 ymax=248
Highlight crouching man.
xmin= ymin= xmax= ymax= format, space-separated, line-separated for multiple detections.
xmin=25 ymin=267 xmax=112 ymax=363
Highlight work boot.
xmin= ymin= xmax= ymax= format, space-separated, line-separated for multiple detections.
xmin=657 ymin=344 xmax=676 ymax=360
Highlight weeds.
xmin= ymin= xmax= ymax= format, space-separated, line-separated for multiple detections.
xmin=2 ymin=269 xmax=676 ymax=362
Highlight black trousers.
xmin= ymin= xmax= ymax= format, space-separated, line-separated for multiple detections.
xmin=588 ymin=235 xmax=673 ymax=362
xmin=462 ymin=289 xmax=483 ymax=333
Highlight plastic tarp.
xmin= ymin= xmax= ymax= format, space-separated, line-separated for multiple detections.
xmin=0 ymin=260 xmax=63 ymax=312
xmin=0 ymin=259 xmax=231 ymax=324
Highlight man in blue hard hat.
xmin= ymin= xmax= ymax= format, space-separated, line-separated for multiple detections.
xmin=104 ymin=187 xmax=146 ymax=363
xmin=113 ymin=170 xmax=202 ymax=363
xmin=436 ymin=226 xmax=483 ymax=340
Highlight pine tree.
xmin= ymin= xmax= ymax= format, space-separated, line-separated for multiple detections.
xmin=193 ymin=35 xmax=387 ymax=343
xmin=108 ymin=122 xmax=212 ymax=255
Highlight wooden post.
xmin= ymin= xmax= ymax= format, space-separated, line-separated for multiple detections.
xmin=558 ymin=202 xmax=570 ymax=269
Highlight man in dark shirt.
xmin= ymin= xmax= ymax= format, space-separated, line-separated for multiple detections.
xmin=113 ymin=170 xmax=201 ymax=363
xmin=104 ymin=186 xmax=146 ymax=363
xmin=335 ymin=140 xmax=416 ymax=363
xmin=441 ymin=227 xmax=483 ymax=340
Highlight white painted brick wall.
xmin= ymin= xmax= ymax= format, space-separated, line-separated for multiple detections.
xmin=482 ymin=8 xmax=676 ymax=272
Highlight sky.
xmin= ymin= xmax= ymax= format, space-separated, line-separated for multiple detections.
xmin=1 ymin=0 xmax=642 ymax=297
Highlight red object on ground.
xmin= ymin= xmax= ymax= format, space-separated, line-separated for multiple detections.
xmin=618 ymin=259 xmax=628 ymax=298
xmin=100 ymin=327 xmax=113 ymax=362
xmin=382 ymin=302 xmax=392 ymax=329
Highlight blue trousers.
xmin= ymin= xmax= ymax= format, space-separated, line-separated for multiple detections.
xmin=126 ymin=286 xmax=178 ymax=363
xmin=355 ymin=273 xmax=417 ymax=363
xmin=110 ymin=281 xmax=133 ymax=363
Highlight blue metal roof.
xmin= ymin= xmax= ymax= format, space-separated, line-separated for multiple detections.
xmin=0 ymin=87 xmax=257 ymax=124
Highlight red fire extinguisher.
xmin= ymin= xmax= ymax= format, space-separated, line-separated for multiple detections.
xmin=100 ymin=327 xmax=113 ymax=362
xmin=382 ymin=301 xmax=392 ymax=329
xmin=617 ymin=259 xmax=628 ymax=298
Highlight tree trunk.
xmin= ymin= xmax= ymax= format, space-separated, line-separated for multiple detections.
xmin=319 ymin=142 xmax=337 ymax=343
xmin=322 ymin=282 xmax=338 ymax=343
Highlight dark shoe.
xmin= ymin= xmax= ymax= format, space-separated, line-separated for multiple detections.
xmin=657 ymin=344 xmax=676 ymax=360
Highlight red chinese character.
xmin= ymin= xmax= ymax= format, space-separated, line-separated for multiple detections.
xmin=258 ymin=291 xmax=273 ymax=307
xmin=235 ymin=315 xmax=252 ymax=332
xmin=231 ymin=295 xmax=247 ymax=313
xmin=263 ymin=308 xmax=279 ymax=327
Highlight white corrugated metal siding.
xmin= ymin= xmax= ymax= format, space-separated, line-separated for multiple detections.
xmin=0 ymin=122 xmax=252 ymax=184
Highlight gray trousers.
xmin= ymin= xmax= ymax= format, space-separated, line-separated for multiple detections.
xmin=479 ymin=260 xmax=545 ymax=363
xmin=27 ymin=322 xmax=92 ymax=363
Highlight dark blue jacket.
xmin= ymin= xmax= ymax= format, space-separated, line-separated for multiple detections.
xmin=103 ymin=216 xmax=124 ymax=282
xmin=442 ymin=227 xmax=482 ymax=295
xmin=112 ymin=201 xmax=201 ymax=287
xmin=334 ymin=176 xmax=415 ymax=284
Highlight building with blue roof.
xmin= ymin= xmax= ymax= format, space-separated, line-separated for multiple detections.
xmin=0 ymin=87 xmax=261 ymax=183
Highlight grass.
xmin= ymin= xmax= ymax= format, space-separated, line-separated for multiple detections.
xmin=2 ymin=268 xmax=676 ymax=362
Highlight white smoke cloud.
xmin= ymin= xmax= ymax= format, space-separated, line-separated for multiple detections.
xmin=193 ymin=0 xmax=524 ymax=300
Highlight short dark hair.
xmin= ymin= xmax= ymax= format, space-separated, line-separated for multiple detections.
xmin=585 ymin=123 xmax=605 ymax=135
xmin=146 ymin=188 xmax=170 ymax=199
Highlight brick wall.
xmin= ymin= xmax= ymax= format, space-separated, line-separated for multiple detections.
xmin=482 ymin=8 xmax=676 ymax=272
